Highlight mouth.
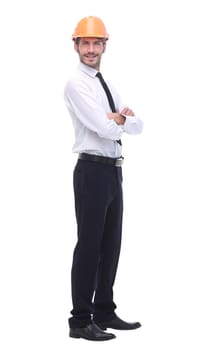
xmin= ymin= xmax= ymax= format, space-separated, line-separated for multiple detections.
xmin=85 ymin=55 xmax=97 ymax=59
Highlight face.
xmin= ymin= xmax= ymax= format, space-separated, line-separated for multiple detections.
xmin=74 ymin=37 xmax=106 ymax=70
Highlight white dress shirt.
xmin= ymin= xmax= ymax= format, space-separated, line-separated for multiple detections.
xmin=64 ymin=62 xmax=143 ymax=158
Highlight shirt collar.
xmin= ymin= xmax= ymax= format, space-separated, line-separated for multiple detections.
xmin=78 ymin=62 xmax=98 ymax=78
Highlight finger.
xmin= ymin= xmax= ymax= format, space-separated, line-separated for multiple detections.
xmin=121 ymin=107 xmax=135 ymax=116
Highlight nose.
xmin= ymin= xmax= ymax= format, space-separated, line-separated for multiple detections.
xmin=88 ymin=42 xmax=95 ymax=52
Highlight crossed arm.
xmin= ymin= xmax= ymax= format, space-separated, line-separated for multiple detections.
xmin=107 ymin=107 xmax=135 ymax=125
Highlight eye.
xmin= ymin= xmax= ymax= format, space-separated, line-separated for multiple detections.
xmin=94 ymin=41 xmax=102 ymax=46
xmin=82 ymin=40 xmax=89 ymax=45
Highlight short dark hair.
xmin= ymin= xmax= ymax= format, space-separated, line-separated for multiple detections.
xmin=74 ymin=37 xmax=81 ymax=45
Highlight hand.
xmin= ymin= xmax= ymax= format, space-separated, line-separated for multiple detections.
xmin=120 ymin=107 xmax=135 ymax=117
xmin=107 ymin=113 xmax=125 ymax=125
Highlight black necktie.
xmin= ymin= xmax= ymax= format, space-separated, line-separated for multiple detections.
xmin=96 ymin=72 xmax=122 ymax=146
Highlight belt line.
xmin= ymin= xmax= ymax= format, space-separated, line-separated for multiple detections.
xmin=78 ymin=153 xmax=124 ymax=167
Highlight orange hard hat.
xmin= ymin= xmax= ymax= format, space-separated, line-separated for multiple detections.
xmin=72 ymin=16 xmax=109 ymax=40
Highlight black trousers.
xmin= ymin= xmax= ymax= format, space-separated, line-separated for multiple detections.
xmin=69 ymin=159 xmax=123 ymax=328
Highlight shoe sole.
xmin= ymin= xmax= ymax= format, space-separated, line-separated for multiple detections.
xmin=69 ymin=332 xmax=115 ymax=341
xmin=97 ymin=323 xmax=142 ymax=331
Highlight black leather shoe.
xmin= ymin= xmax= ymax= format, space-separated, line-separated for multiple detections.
xmin=69 ymin=322 xmax=116 ymax=341
xmin=95 ymin=315 xmax=142 ymax=330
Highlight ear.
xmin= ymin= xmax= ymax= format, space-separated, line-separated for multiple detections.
xmin=103 ymin=41 xmax=106 ymax=53
xmin=74 ymin=41 xmax=78 ymax=52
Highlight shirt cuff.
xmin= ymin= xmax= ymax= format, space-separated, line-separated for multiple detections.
xmin=122 ymin=115 xmax=143 ymax=134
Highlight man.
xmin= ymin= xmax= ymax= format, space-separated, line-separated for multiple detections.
xmin=64 ymin=16 xmax=143 ymax=341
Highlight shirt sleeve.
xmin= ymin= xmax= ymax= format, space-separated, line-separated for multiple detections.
xmin=123 ymin=115 xmax=144 ymax=134
xmin=64 ymin=80 xmax=123 ymax=141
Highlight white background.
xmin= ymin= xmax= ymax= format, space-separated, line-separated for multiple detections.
xmin=0 ymin=0 xmax=201 ymax=349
